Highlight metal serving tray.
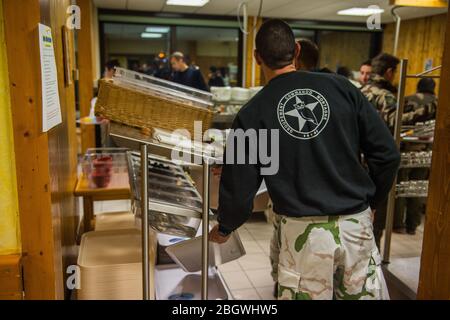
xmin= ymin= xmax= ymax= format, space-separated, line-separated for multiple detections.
xmin=127 ymin=152 xmax=203 ymax=237
xmin=165 ymin=231 xmax=246 ymax=273
xmin=154 ymin=264 xmax=230 ymax=300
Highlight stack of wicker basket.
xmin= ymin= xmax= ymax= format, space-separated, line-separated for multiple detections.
xmin=95 ymin=68 xmax=214 ymax=137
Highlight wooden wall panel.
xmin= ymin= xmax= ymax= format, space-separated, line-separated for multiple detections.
xmin=41 ymin=0 xmax=79 ymax=299
xmin=2 ymin=0 xmax=59 ymax=299
xmin=0 ymin=0 xmax=21 ymax=256
xmin=319 ymin=31 xmax=372 ymax=71
xmin=0 ymin=255 xmax=23 ymax=299
xmin=78 ymin=0 xmax=95 ymax=153
xmin=417 ymin=10 xmax=450 ymax=300
xmin=383 ymin=14 xmax=447 ymax=95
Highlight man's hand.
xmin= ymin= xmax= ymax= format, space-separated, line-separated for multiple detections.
xmin=209 ymin=224 xmax=231 ymax=244
xmin=371 ymin=209 xmax=376 ymax=223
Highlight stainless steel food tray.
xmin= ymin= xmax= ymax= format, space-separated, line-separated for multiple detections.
xmin=154 ymin=264 xmax=230 ymax=300
xmin=166 ymin=231 xmax=246 ymax=273
xmin=127 ymin=152 xmax=204 ymax=237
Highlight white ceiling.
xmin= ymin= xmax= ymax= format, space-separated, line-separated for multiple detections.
xmin=94 ymin=0 xmax=448 ymax=23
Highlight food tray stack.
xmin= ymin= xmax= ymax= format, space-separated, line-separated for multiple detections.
xmin=95 ymin=68 xmax=214 ymax=137
xmin=77 ymin=229 xmax=155 ymax=300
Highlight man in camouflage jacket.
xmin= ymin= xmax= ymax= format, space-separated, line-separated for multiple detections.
xmin=394 ymin=78 xmax=437 ymax=235
xmin=361 ymin=53 xmax=400 ymax=249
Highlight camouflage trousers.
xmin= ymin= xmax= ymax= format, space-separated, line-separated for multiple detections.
xmin=275 ymin=207 xmax=389 ymax=300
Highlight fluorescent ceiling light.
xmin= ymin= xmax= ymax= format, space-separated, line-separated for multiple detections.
xmin=141 ymin=33 xmax=163 ymax=39
xmin=145 ymin=27 xmax=170 ymax=33
xmin=337 ymin=7 xmax=385 ymax=16
xmin=166 ymin=0 xmax=209 ymax=7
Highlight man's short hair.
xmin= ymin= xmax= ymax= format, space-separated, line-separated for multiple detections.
xmin=255 ymin=19 xmax=296 ymax=70
xmin=336 ymin=66 xmax=352 ymax=78
xmin=417 ymin=78 xmax=436 ymax=95
xmin=171 ymin=51 xmax=185 ymax=61
xmin=297 ymin=38 xmax=319 ymax=71
xmin=105 ymin=59 xmax=120 ymax=71
xmin=371 ymin=53 xmax=400 ymax=76
xmin=361 ymin=60 xmax=372 ymax=67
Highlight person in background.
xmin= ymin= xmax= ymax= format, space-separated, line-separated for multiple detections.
xmin=103 ymin=59 xmax=120 ymax=79
xmin=393 ymin=78 xmax=437 ymax=235
xmin=361 ymin=53 xmax=400 ymax=131
xmin=170 ymin=51 xmax=209 ymax=91
xmin=220 ymin=67 xmax=230 ymax=86
xmin=359 ymin=60 xmax=372 ymax=86
xmin=361 ymin=52 xmax=400 ymax=249
xmin=318 ymin=67 xmax=334 ymax=74
xmin=154 ymin=57 xmax=171 ymax=80
xmin=295 ymin=38 xmax=319 ymax=71
xmin=208 ymin=66 xmax=225 ymax=87
xmin=337 ymin=66 xmax=361 ymax=88
xmin=209 ymin=19 xmax=399 ymax=300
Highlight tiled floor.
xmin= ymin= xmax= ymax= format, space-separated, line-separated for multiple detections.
xmin=218 ymin=215 xmax=276 ymax=300
xmin=90 ymin=200 xmax=425 ymax=300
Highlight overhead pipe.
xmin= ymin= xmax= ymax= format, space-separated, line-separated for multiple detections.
xmin=391 ymin=6 xmax=403 ymax=56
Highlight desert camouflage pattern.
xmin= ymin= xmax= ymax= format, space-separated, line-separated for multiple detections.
xmin=276 ymin=208 xmax=389 ymax=300
xmin=361 ymin=75 xmax=397 ymax=130
xmin=270 ymin=213 xmax=282 ymax=282
xmin=402 ymin=93 xmax=437 ymax=125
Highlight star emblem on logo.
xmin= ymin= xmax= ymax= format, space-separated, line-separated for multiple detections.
xmin=277 ymin=89 xmax=330 ymax=140
xmin=285 ymin=97 xmax=320 ymax=131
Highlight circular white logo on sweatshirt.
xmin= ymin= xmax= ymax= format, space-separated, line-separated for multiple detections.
xmin=277 ymin=89 xmax=330 ymax=140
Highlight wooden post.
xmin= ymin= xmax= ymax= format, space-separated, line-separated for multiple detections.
xmin=244 ymin=16 xmax=263 ymax=88
xmin=78 ymin=0 xmax=95 ymax=153
xmin=417 ymin=8 xmax=450 ymax=299
xmin=2 ymin=0 xmax=59 ymax=299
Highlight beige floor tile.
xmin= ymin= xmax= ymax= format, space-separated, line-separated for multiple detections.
xmin=245 ymin=223 xmax=273 ymax=232
xmin=244 ymin=268 xmax=274 ymax=288
xmin=256 ymin=240 xmax=271 ymax=255
xmin=255 ymin=286 xmax=276 ymax=300
xmin=236 ymin=228 xmax=254 ymax=241
xmin=241 ymin=240 xmax=264 ymax=254
xmin=248 ymin=229 xmax=273 ymax=240
xmin=220 ymin=271 xmax=253 ymax=290
xmin=237 ymin=253 xmax=271 ymax=270
xmin=218 ymin=260 xmax=242 ymax=272
xmin=231 ymin=288 xmax=261 ymax=300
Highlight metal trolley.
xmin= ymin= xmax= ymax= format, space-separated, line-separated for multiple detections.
xmin=109 ymin=123 xmax=222 ymax=300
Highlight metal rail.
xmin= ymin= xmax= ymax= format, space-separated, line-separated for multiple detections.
xmin=140 ymin=144 xmax=150 ymax=300
xmin=201 ymin=161 xmax=211 ymax=300
xmin=383 ymin=59 xmax=408 ymax=263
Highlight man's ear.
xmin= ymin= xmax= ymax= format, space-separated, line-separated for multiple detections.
xmin=385 ymin=68 xmax=393 ymax=81
xmin=295 ymin=42 xmax=301 ymax=60
xmin=254 ymin=49 xmax=262 ymax=66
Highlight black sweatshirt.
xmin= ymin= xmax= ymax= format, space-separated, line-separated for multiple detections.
xmin=172 ymin=67 xmax=209 ymax=92
xmin=217 ymin=71 xmax=400 ymax=233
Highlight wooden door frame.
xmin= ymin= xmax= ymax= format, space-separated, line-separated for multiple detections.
xmin=417 ymin=8 xmax=450 ymax=299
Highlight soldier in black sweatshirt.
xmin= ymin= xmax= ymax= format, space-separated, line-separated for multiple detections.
xmin=209 ymin=20 xmax=399 ymax=300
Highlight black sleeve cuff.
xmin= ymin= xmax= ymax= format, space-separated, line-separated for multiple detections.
xmin=218 ymin=224 xmax=233 ymax=236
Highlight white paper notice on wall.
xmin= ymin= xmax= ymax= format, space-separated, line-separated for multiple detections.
xmin=38 ymin=23 xmax=62 ymax=132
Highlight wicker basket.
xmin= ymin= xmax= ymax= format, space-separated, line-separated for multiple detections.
xmin=95 ymin=79 xmax=214 ymax=137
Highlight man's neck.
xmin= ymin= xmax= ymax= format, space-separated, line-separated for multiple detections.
xmin=180 ymin=63 xmax=189 ymax=72
xmin=262 ymin=64 xmax=296 ymax=82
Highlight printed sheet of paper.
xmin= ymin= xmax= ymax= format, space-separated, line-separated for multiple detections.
xmin=38 ymin=23 xmax=62 ymax=132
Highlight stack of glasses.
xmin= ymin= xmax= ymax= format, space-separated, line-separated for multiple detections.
xmin=396 ymin=180 xmax=429 ymax=198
